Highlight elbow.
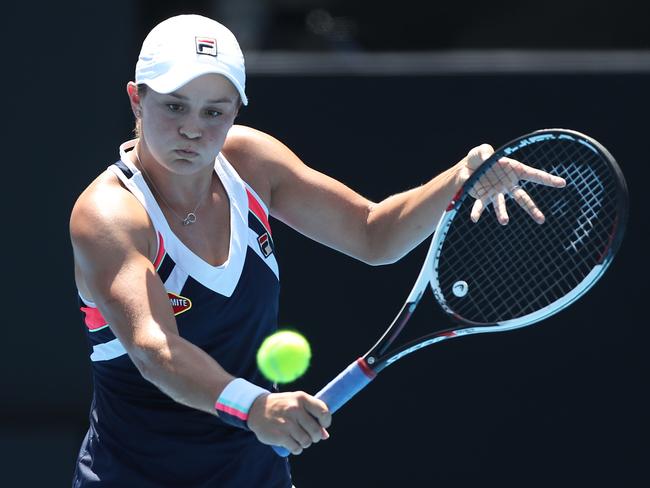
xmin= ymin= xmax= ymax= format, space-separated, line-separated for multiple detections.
xmin=127 ymin=336 xmax=173 ymax=383
xmin=366 ymin=256 xmax=401 ymax=267
xmin=359 ymin=247 xmax=401 ymax=267
xmin=129 ymin=346 xmax=158 ymax=382
xmin=362 ymin=206 xmax=401 ymax=266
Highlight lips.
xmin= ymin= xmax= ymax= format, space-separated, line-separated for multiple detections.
xmin=175 ymin=148 xmax=198 ymax=157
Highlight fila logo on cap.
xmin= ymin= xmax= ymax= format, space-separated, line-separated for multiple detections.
xmin=195 ymin=37 xmax=217 ymax=57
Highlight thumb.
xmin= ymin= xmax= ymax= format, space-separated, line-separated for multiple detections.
xmin=467 ymin=143 xmax=494 ymax=170
xmin=303 ymin=397 xmax=332 ymax=429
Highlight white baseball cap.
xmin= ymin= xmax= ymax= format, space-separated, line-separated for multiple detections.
xmin=135 ymin=14 xmax=248 ymax=105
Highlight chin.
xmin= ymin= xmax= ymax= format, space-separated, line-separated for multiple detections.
xmin=166 ymin=157 xmax=214 ymax=174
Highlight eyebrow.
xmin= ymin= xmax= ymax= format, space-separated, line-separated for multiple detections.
xmin=167 ymin=92 xmax=236 ymax=104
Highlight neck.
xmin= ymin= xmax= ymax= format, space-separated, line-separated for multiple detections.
xmin=133 ymin=142 xmax=214 ymax=211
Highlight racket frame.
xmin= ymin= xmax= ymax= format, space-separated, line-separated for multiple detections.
xmin=364 ymin=128 xmax=628 ymax=372
xmin=272 ymin=128 xmax=628 ymax=457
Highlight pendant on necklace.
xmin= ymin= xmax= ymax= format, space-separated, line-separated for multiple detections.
xmin=183 ymin=213 xmax=197 ymax=226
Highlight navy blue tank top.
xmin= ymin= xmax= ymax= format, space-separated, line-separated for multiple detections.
xmin=73 ymin=140 xmax=291 ymax=487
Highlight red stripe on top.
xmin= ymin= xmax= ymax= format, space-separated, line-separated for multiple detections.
xmin=81 ymin=306 xmax=107 ymax=330
xmin=246 ymin=189 xmax=272 ymax=236
xmin=153 ymin=232 xmax=165 ymax=269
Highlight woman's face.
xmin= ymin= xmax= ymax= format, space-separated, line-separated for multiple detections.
xmin=138 ymin=73 xmax=240 ymax=175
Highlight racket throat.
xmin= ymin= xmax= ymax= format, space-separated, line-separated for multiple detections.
xmin=367 ymin=298 xmax=419 ymax=363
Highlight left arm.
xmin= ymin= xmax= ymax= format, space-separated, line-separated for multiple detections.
xmin=270 ymin=153 xmax=468 ymax=265
xmin=224 ymin=126 xmax=560 ymax=265
xmin=226 ymin=125 xmax=473 ymax=265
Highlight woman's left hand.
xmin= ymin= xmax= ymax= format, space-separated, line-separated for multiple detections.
xmin=460 ymin=143 xmax=567 ymax=225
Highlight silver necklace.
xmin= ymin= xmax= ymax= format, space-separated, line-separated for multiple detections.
xmin=134 ymin=149 xmax=209 ymax=226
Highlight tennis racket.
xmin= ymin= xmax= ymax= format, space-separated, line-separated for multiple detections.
xmin=273 ymin=128 xmax=628 ymax=457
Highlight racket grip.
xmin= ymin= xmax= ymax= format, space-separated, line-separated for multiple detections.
xmin=314 ymin=357 xmax=376 ymax=413
xmin=272 ymin=358 xmax=376 ymax=457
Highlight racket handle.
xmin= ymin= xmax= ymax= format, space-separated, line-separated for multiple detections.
xmin=272 ymin=358 xmax=376 ymax=457
xmin=314 ymin=357 xmax=376 ymax=413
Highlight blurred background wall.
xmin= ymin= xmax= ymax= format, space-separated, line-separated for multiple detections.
xmin=3 ymin=0 xmax=648 ymax=486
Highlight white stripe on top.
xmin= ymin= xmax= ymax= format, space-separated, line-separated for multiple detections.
xmin=112 ymin=139 xmax=249 ymax=298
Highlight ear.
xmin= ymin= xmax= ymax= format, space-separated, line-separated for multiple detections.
xmin=126 ymin=82 xmax=142 ymax=117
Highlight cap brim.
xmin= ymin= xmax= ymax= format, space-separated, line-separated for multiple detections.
xmin=143 ymin=63 xmax=248 ymax=105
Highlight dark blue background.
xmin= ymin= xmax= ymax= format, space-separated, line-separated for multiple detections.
xmin=3 ymin=1 xmax=648 ymax=486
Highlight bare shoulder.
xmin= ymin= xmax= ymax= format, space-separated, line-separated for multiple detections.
xmin=70 ymin=170 xmax=156 ymax=268
xmin=223 ymin=124 xmax=289 ymax=161
xmin=223 ymin=125 xmax=303 ymax=208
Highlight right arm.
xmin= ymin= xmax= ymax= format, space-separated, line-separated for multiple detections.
xmin=70 ymin=175 xmax=330 ymax=454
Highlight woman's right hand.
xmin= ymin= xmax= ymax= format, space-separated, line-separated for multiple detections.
xmin=247 ymin=391 xmax=331 ymax=455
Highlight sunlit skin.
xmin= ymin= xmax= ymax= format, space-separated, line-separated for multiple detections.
xmin=461 ymin=145 xmax=566 ymax=225
xmin=126 ymin=73 xmax=241 ymax=209
xmin=72 ymin=73 xmax=567 ymax=458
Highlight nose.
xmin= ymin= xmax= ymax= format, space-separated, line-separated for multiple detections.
xmin=178 ymin=115 xmax=202 ymax=139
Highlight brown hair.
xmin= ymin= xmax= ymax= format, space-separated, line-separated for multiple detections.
xmin=134 ymin=84 xmax=148 ymax=138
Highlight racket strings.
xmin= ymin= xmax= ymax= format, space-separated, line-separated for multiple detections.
xmin=441 ymin=181 xmax=580 ymax=319
xmin=436 ymin=137 xmax=621 ymax=324
xmin=497 ymin=148 xmax=615 ymax=314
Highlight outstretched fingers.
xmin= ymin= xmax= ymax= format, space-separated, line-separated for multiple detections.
xmin=493 ymin=192 xmax=509 ymax=225
xmin=470 ymin=198 xmax=486 ymax=223
xmin=471 ymin=193 xmax=509 ymax=224
xmin=469 ymin=156 xmax=566 ymax=224
xmin=502 ymin=157 xmax=566 ymax=188
xmin=511 ymin=186 xmax=545 ymax=224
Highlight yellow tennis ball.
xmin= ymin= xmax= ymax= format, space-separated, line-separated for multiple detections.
xmin=257 ymin=330 xmax=311 ymax=384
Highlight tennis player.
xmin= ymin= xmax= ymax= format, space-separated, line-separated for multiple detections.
xmin=70 ymin=14 xmax=565 ymax=487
